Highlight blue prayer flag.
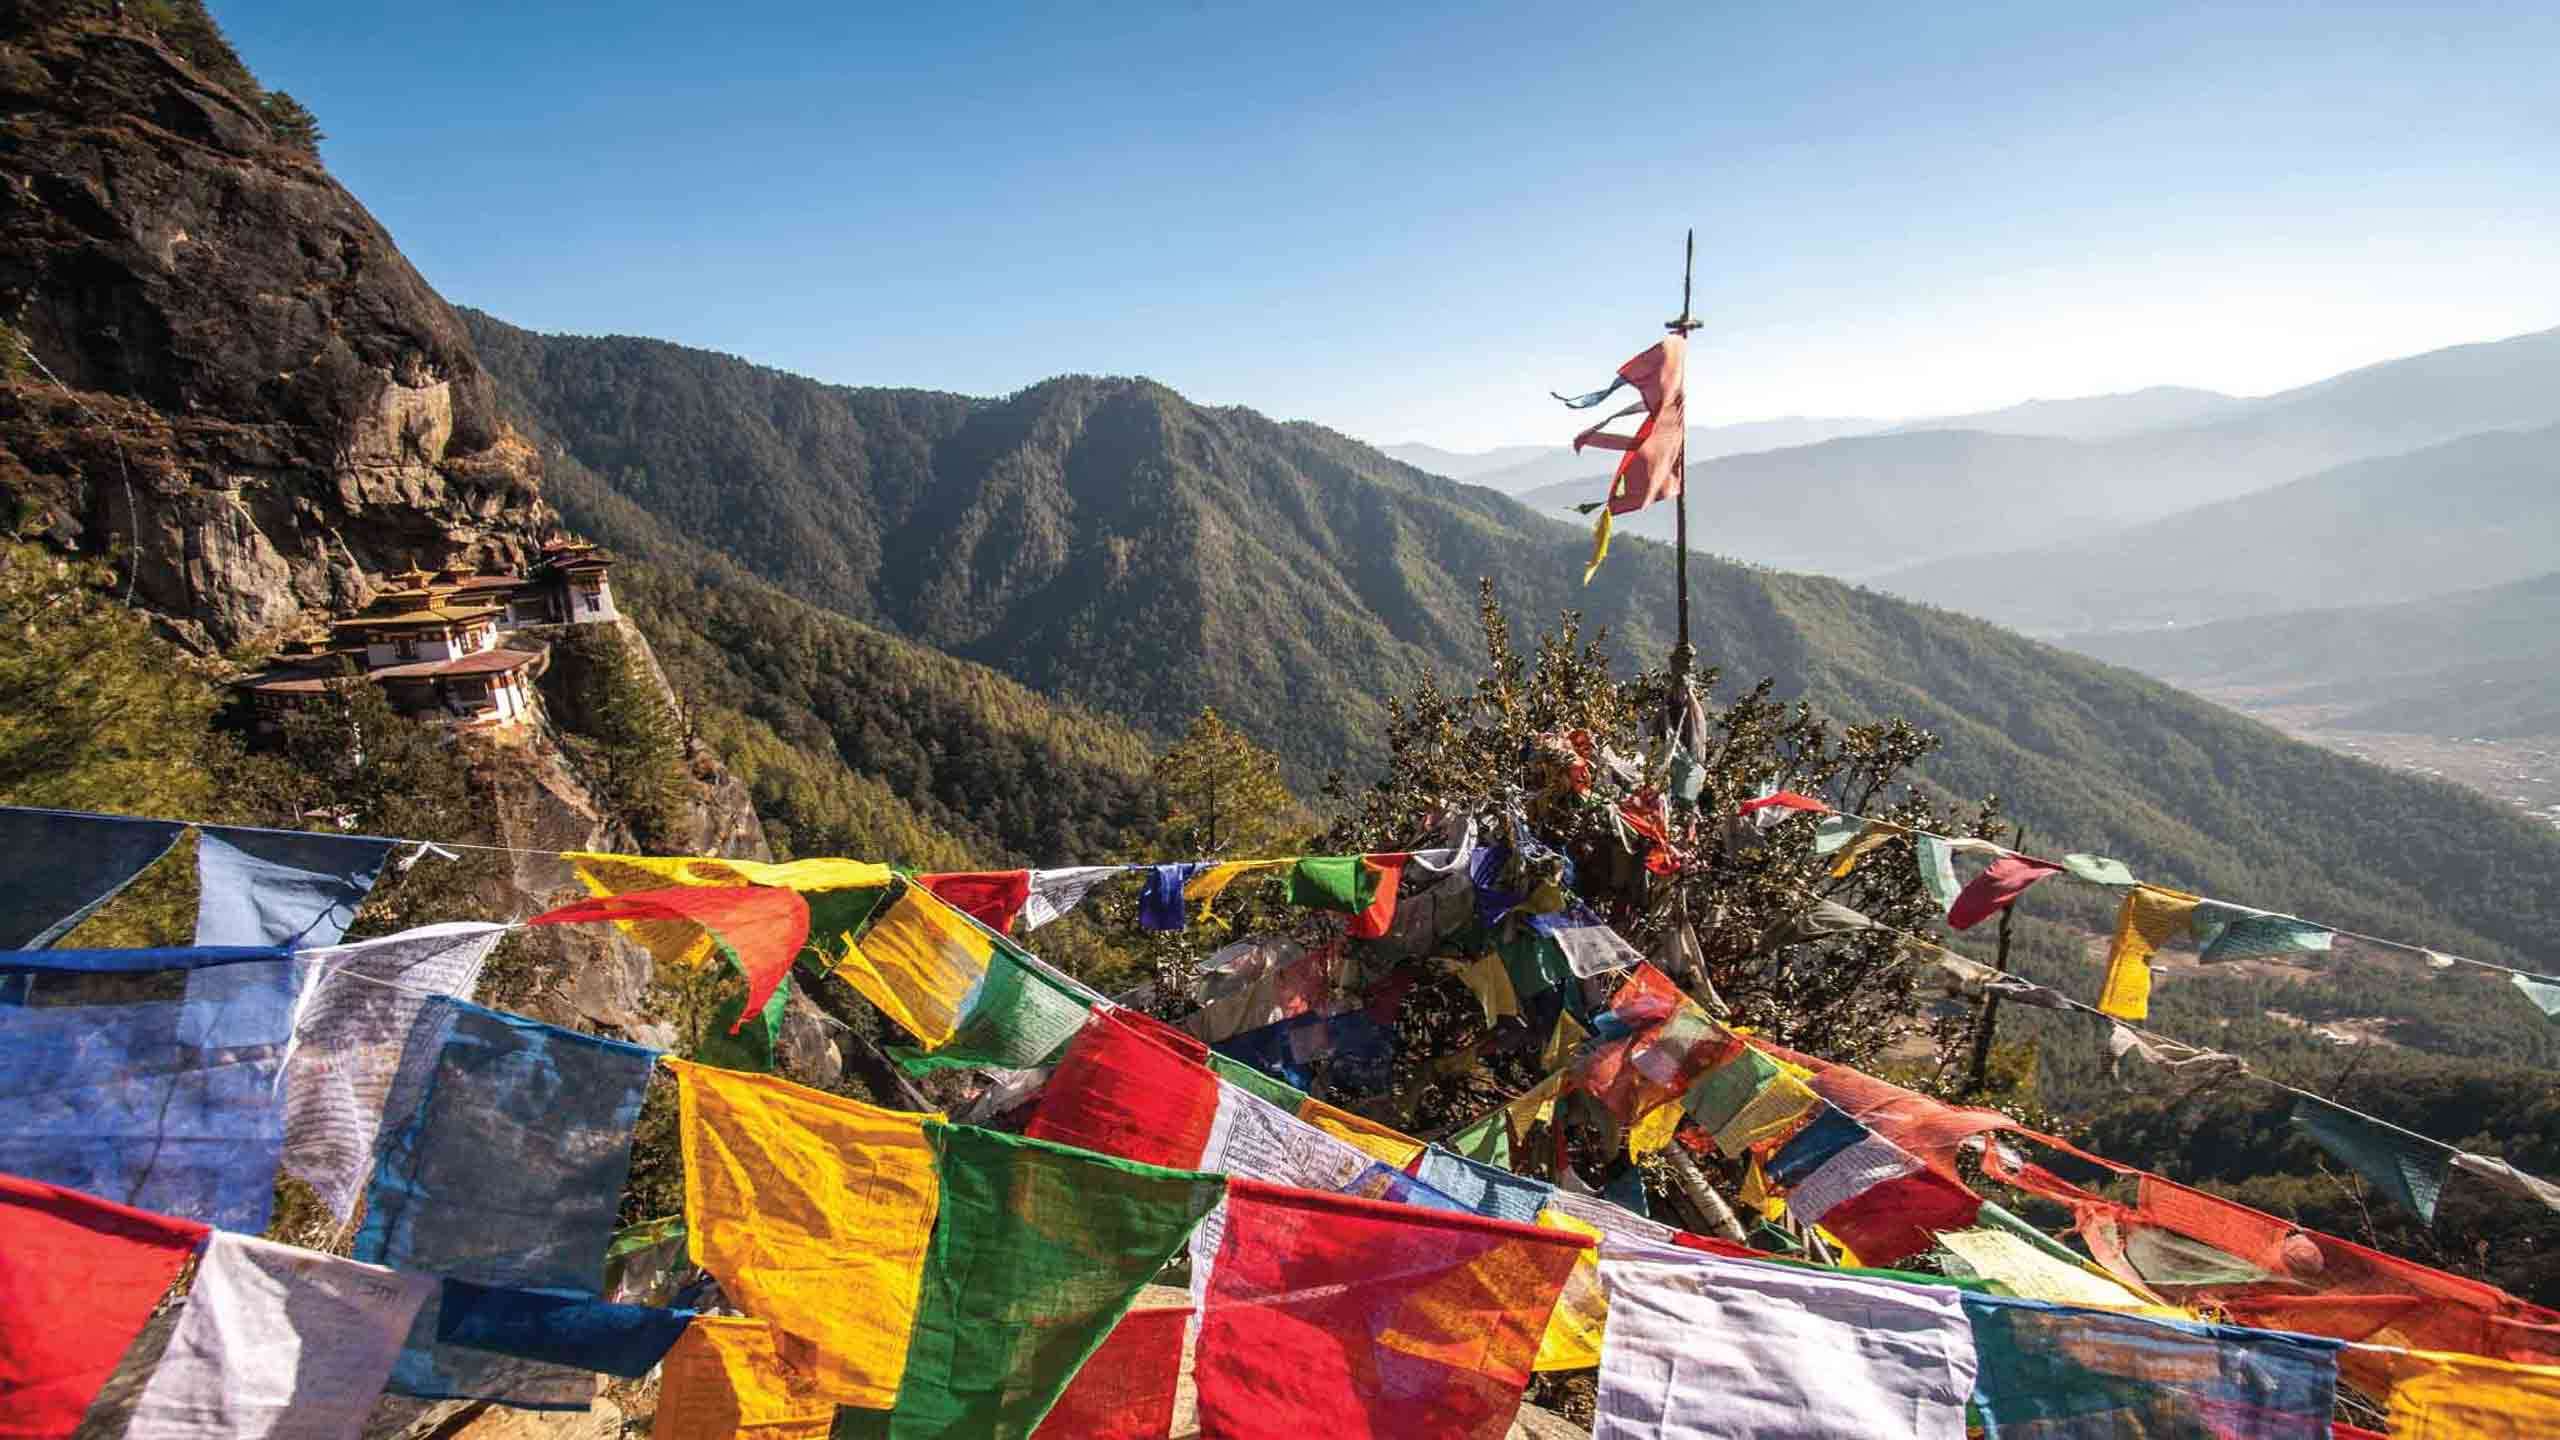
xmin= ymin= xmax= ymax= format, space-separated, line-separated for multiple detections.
xmin=0 ymin=807 xmax=186 ymax=948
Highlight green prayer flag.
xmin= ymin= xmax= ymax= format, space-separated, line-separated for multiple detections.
xmin=1681 ymin=1048 xmax=1781 ymax=1133
xmin=805 ymin=884 xmax=893 ymax=967
xmin=891 ymin=943 xmax=1089 ymax=1075
xmin=1497 ymin=930 xmax=1575 ymax=1002
xmin=695 ymin=960 xmax=790 ymax=1072
xmin=1284 ymin=855 xmax=1376 ymax=912
xmin=2511 ymin=972 xmax=2560 ymax=1020
xmin=1914 ymin=834 xmax=1962 ymax=914
xmin=1446 ymin=1109 xmax=1511 ymax=1168
xmin=2060 ymin=853 xmax=2138 ymax=887
xmin=2289 ymin=1096 xmax=2447 ymax=1224
xmin=888 ymin=1124 xmax=1225 ymax=1438
xmin=1209 ymin=1051 xmax=1311 ymax=1111
xmin=2192 ymin=902 xmax=2332 ymax=964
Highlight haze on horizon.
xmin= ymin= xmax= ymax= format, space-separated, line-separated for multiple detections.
xmin=227 ymin=1 xmax=2558 ymax=451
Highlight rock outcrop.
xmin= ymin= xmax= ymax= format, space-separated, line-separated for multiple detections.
xmin=0 ymin=3 xmax=549 ymax=653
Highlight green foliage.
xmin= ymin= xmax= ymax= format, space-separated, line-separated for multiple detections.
xmin=254 ymin=88 xmax=322 ymax=151
xmin=555 ymin=625 xmax=692 ymax=851
xmin=1150 ymin=707 xmax=1310 ymax=860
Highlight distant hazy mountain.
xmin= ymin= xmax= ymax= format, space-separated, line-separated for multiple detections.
xmin=1878 ymin=423 xmax=2560 ymax=633
xmin=1377 ymin=442 xmax=1552 ymax=481
xmin=1396 ymin=417 xmax=1886 ymax=497
xmin=2066 ymin=573 xmax=2560 ymax=738
xmin=1886 ymin=385 xmax=2243 ymax=441
xmin=1541 ymin=326 xmax=2560 ymax=582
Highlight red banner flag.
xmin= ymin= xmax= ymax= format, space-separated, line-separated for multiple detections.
xmin=1033 ymin=1305 xmax=1190 ymax=1439
xmin=1 ymin=1173 xmax=209 ymax=1436
xmin=917 ymin=870 xmax=1032 ymax=935
xmin=529 ymin=885 xmax=809 ymax=1032
xmin=1025 ymin=1007 xmax=1220 ymax=1170
xmin=1195 ymin=1180 xmax=1589 ymax=1439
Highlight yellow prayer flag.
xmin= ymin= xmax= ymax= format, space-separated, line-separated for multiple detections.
xmin=1298 ymin=1096 xmax=1427 ymax=1170
xmin=2368 ymin=1347 xmax=2560 ymax=1438
xmin=1505 ymin=1073 xmax=1567 ymax=1147
xmin=1742 ymin=1155 xmax=1785 ymax=1223
xmin=1827 ymin=823 xmax=1899 ymax=880
xmin=1813 ymin=1227 xmax=1865 ymax=1269
xmin=1533 ymin=1206 xmax=1608 ymax=1371
xmin=653 ymin=1317 xmax=836 ymax=1440
xmin=2098 ymin=885 xmax=2200 ymax=1022
xmin=838 ymin=884 xmax=990 ymax=1047
xmin=1184 ymin=858 xmax=1289 ymax=905
xmin=670 ymin=1059 xmax=942 ymax=1408
xmin=1456 ymin=953 xmax=1522 ymax=1026
xmin=1540 ymin=1011 xmax=1589 ymax=1072
xmin=1627 ymin=1101 xmax=1682 ymax=1158
xmin=1582 ymin=508 xmax=1614 ymax=586
xmin=1712 ymin=1071 xmax=1821 ymax=1159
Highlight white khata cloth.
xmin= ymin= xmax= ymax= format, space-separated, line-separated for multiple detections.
xmin=1554 ymin=922 xmax=1647 ymax=978
xmin=279 ymin=921 xmax=509 ymax=1221
xmin=1019 ymin=866 xmax=1123 ymax=930
xmin=127 ymin=1230 xmax=435 ymax=1440
xmin=1594 ymin=1238 xmax=1978 ymax=1440
xmin=1785 ymin=1134 xmax=1926 ymax=1225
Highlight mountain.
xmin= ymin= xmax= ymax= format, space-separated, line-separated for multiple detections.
xmin=1885 ymin=385 xmax=2243 ymax=440
xmin=1377 ymin=442 xmax=1552 ymax=481
xmin=2065 ymin=573 xmax=2560 ymax=739
xmin=464 ymin=313 xmax=2560 ymax=978
xmin=1404 ymin=416 xmax=1886 ymax=498
xmin=1877 ymin=423 xmax=2560 ymax=633
xmin=1528 ymin=326 xmax=2560 ymax=582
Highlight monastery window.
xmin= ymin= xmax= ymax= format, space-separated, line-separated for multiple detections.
xmin=395 ymin=635 xmax=418 ymax=660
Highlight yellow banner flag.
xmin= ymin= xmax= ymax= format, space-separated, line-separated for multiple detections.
xmin=1540 ymin=1011 xmax=1589 ymax=1073
xmin=2099 ymin=885 xmax=2200 ymax=1021
xmin=1298 ymin=1096 xmax=1426 ymax=1170
xmin=670 ymin=1059 xmax=942 ymax=1408
xmin=1456 ymin=952 xmax=1522 ymax=1026
xmin=1184 ymin=858 xmax=1290 ymax=905
xmin=653 ymin=1317 xmax=835 ymax=1440
xmin=1533 ymin=1206 xmax=1607 ymax=1371
xmin=837 ymin=883 xmax=991 ymax=1047
xmin=566 ymin=852 xmax=894 ymax=970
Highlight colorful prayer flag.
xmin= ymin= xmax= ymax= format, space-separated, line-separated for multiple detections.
xmin=530 ymin=885 xmax=809 ymax=1032
xmin=1030 ymin=1306 xmax=1190 ymax=1440
xmin=891 ymin=940 xmax=1088 ymax=1075
xmin=1560 ymin=337 xmax=1687 ymax=584
xmin=1019 ymin=867 xmax=1122 ymax=931
xmin=654 ymin=1317 xmax=834 ymax=1440
xmin=2192 ymin=900 xmax=2333 ymax=964
xmin=2290 ymin=1096 xmax=2450 ymax=1224
xmin=915 ymin=870 xmax=1031 ymax=935
xmin=1948 ymin=856 xmax=2062 ymax=931
xmin=0 ymin=806 xmax=184 ymax=949
xmin=1026 ymin=1006 xmax=1221 ymax=1170
xmin=1298 ymin=1096 xmax=1427 ymax=1169
xmin=1961 ymin=1291 xmax=2340 ymax=1439
xmin=1197 ymin=1180 xmax=1588 ymax=1438
xmin=2096 ymin=885 xmax=2200 ymax=1021
xmin=0 ymin=1172 xmax=208 ymax=1437
xmin=835 ymin=884 xmax=992 ymax=1048
xmin=192 ymin=825 xmax=394 ymax=950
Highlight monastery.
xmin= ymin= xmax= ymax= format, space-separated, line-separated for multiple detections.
xmin=239 ymin=542 xmax=618 ymax=731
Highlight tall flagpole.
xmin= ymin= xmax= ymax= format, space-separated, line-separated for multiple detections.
xmin=1667 ymin=229 xmax=1701 ymax=692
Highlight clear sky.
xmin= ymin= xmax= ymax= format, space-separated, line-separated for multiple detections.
xmin=222 ymin=1 xmax=2558 ymax=450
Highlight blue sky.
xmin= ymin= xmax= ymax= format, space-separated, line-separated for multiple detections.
xmin=224 ymin=1 xmax=2557 ymax=449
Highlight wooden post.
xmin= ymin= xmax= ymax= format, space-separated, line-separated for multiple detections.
xmin=1663 ymin=1145 xmax=1750 ymax=1243
xmin=1667 ymin=228 xmax=1702 ymax=690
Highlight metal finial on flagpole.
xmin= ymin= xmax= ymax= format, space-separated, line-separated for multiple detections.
xmin=1666 ymin=229 xmax=1700 ymax=696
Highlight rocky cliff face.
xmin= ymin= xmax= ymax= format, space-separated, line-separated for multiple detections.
xmin=0 ymin=4 xmax=549 ymax=652
xmin=0 ymin=5 xmax=788 ymax=1049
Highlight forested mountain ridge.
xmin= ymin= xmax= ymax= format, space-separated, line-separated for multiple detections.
xmin=466 ymin=313 xmax=2560 ymax=980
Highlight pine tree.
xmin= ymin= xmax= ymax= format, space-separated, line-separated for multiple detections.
xmin=1149 ymin=707 xmax=1309 ymax=859
xmin=564 ymin=625 xmax=692 ymax=851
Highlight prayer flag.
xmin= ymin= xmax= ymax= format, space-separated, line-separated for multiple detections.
xmin=1456 ymin=951 xmax=1522 ymax=1024
xmin=1027 ymin=1007 xmax=1221 ymax=1171
xmin=280 ymin=921 xmax=509 ymax=1221
xmin=532 ymin=885 xmax=808 ymax=1034
xmin=355 ymin=1000 xmax=657 ymax=1408
xmin=891 ymin=940 xmax=1087 ymax=1075
xmin=1298 ymin=1096 xmax=1426 ymax=1169
xmin=654 ymin=1317 xmax=833 ymax=1440
xmin=1562 ymin=337 xmax=1686 ymax=583
xmin=2192 ymin=900 xmax=2333 ymax=963
xmin=887 ymin=1125 xmax=1222 ymax=1437
xmin=1961 ymin=1291 xmax=2340 ymax=1439
xmin=1531 ymin=1190 xmax=1676 ymax=1373
xmin=1181 ymin=938 xmax=1328 ymax=1044
xmin=1913 ymin=834 xmax=1962 ymax=915
xmin=193 ymin=825 xmax=394 ymax=949
xmin=565 ymin=853 xmax=891 ymax=970
xmin=1764 ymin=1105 xmax=1867 ymax=1188
xmin=2060 ymin=852 xmax=2138 ymax=887
xmin=0 ymin=1172 xmax=208 ymax=1438
xmin=1447 ymin=1109 xmax=1513 ymax=1168
xmin=1947 ymin=856 xmax=2062 ymax=931
xmin=2368 ymin=1347 xmax=2560 ymax=1438
xmin=1826 ymin=822 xmax=1899 ymax=878
xmin=1138 ymin=863 xmax=1204 ymax=931
xmin=0 ymin=806 xmax=184 ymax=948
xmin=915 ymin=870 xmax=1030 ymax=934
xmin=2452 ymin=1153 xmax=2560 ymax=1214
xmin=1415 ymin=1145 xmax=1555 ymax=1225
xmin=435 ymin=1282 xmax=694 ymax=1378
xmin=1814 ymin=1156 xmax=1982 ymax=1266
xmin=1737 ymin=789 xmax=1828 ymax=819
xmin=670 ymin=1060 xmax=940 ymax=1407
xmin=127 ymin=1230 xmax=435 ymax=1440
xmin=1594 ymin=1239 xmax=1978 ymax=1440
xmin=835 ymin=884 xmax=994 ymax=1048
xmin=0 ymin=944 xmax=298 ymax=1231
xmin=2514 ymin=971 xmax=2560 ymax=1020
xmin=1019 ymin=866 xmax=1122 ymax=931
xmin=1933 ymin=1228 xmax=2159 ymax=1311
xmin=1284 ymin=854 xmax=1376 ymax=913
xmin=1207 ymin=1051 xmax=1310 ymax=1112
xmin=2097 ymin=884 xmax=2200 ymax=1021
xmin=1031 ymin=1306 xmax=1188 ymax=1440
xmin=2290 ymin=1096 xmax=2450 ymax=1224
xmin=1185 ymin=1080 xmax=1381 ymax=1313
xmin=1197 ymin=1179 xmax=1588 ymax=1438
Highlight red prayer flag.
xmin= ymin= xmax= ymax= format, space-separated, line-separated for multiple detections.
xmin=1814 ymin=1164 xmax=1982 ymax=1264
xmin=528 ymin=885 xmax=809 ymax=1031
xmin=1737 ymin=790 xmax=1829 ymax=817
xmin=1345 ymin=856 xmax=1406 ymax=940
xmin=1195 ymin=1179 xmax=1589 ymax=1440
xmin=1571 ymin=337 xmax=1686 ymax=517
xmin=917 ymin=870 xmax=1032 ymax=935
xmin=1 ymin=1172 xmax=208 ymax=1436
xmin=1946 ymin=856 xmax=2063 ymax=931
xmin=1025 ymin=1006 xmax=1220 ymax=1170
xmin=1033 ymin=1305 xmax=1189 ymax=1439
